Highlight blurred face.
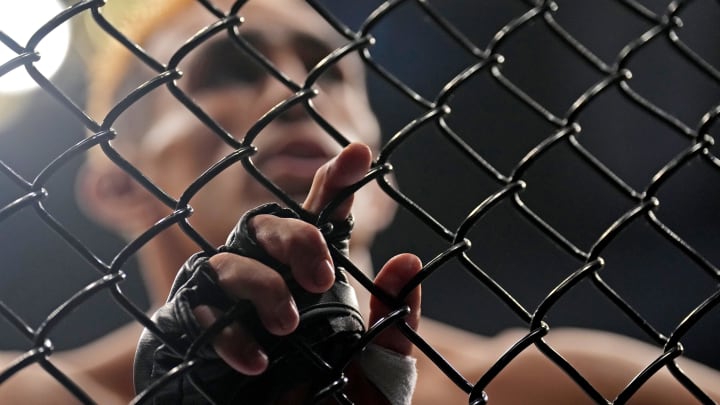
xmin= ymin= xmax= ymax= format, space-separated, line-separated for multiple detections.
xmin=132 ymin=0 xmax=384 ymax=247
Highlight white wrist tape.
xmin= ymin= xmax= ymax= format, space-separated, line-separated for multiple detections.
xmin=359 ymin=344 xmax=417 ymax=405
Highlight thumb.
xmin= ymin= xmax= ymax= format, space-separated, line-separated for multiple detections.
xmin=368 ymin=253 xmax=422 ymax=356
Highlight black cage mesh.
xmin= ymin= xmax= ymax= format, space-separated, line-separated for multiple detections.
xmin=0 ymin=0 xmax=719 ymax=403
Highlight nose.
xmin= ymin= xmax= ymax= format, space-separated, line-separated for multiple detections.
xmin=260 ymin=53 xmax=312 ymax=123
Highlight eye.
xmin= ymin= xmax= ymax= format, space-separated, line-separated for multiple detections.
xmin=184 ymin=39 xmax=266 ymax=92
xmin=296 ymin=37 xmax=345 ymax=84
xmin=313 ymin=60 xmax=344 ymax=85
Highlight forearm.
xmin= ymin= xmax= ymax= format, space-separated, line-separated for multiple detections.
xmin=0 ymin=323 xmax=139 ymax=404
xmin=0 ymin=354 xmax=126 ymax=405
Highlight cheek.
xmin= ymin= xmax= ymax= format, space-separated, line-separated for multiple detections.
xmin=355 ymin=106 xmax=381 ymax=147
xmin=141 ymin=131 xmax=238 ymax=199
xmin=315 ymin=86 xmax=380 ymax=145
xmin=185 ymin=177 xmax=244 ymax=245
xmin=184 ymin=164 xmax=274 ymax=245
xmin=351 ymin=183 xmax=388 ymax=246
xmin=140 ymin=146 xmax=214 ymax=200
xmin=194 ymin=86 xmax=267 ymax=135
xmin=342 ymin=96 xmax=380 ymax=147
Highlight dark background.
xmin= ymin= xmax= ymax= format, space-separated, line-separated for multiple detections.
xmin=1 ymin=0 xmax=719 ymax=375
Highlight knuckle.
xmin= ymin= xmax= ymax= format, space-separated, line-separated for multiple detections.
xmin=286 ymin=221 xmax=324 ymax=250
xmin=207 ymin=253 xmax=235 ymax=277
xmin=252 ymin=216 xmax=328 ymax=261
xmin=268 ymin=220 xmax=325 ymax=262
xmin=255 ymin=271 xmax=287 ymax=297
xmin=209 ymin=254 xmax=274 ymax=288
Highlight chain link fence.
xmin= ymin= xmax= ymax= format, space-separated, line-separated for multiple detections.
xmin=1 ymin=0 xmax=719 ymax=403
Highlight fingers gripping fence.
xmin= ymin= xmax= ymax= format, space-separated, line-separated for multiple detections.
xmin=1 ymin=0 xmax=719 ymax=403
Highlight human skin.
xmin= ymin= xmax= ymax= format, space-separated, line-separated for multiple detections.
xmin=1 ymin=0 xmax=720 ymax=404
xmin=3 ymin=1 xmax=416 ymax=403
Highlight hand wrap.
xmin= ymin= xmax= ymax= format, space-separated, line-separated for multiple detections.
xmin=360 ymin=344 xmax=417 ymax=405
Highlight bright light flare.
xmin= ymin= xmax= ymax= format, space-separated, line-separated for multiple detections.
xmin=0 ymin=1 xmax=71 ymax=94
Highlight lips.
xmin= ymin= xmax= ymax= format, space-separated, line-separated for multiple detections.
xmin=253 ymin=139 xmax=336 ymax=194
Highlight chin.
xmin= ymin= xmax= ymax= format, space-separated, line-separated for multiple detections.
xmin=260 ymin=180 xmax=311 ymax=205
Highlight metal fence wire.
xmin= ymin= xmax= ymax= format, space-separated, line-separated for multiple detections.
xmin=1 ymin=0 xmax=719 ymax=403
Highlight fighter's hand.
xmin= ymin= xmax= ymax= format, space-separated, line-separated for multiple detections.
xmin=193 ymin=143 xmax=422 ymax=398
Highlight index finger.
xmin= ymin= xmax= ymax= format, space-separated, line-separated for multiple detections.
xmin=302 ymin=142 xmax=373 ymax=220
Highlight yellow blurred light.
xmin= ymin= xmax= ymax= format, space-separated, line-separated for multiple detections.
xmin=0 ymin=0 xmax=71 ymax=94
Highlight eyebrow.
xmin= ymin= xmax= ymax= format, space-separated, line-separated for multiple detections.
xmin=242 ymin=29 xmax=339 ymax=65
xmin=182 ymin=26 xmax=348 ymax=94
xmin=193 ymin=29 xmax=335 ymax=67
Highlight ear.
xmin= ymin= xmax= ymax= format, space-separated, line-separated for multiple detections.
xmin=76 ymin=161 xmax=162 ymax=238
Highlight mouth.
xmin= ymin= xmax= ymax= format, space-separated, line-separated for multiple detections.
xmin=253 ymin=140 xmax=336 ymax=195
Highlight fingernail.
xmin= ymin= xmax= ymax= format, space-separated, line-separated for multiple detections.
xmin=244 ymin=345 xmax=269 ymax=375
xmin=274 ymin=298 xmax=299 ymax=333
xmin=314 ymin=259 xmax=335 ymax=288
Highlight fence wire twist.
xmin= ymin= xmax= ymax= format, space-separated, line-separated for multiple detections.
xmin=1 ymin=0 xmax=719 ymax=403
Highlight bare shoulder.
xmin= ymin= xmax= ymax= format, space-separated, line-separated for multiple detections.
xmin=413 ymin=320 xmax=720 ymax=404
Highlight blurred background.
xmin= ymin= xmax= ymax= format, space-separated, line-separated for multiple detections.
xmin=1 ymin=0 xmax=719 ymax=374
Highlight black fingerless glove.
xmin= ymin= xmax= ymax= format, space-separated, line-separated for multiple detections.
xmin=134 ymin=203 xmax=365 ymax=404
